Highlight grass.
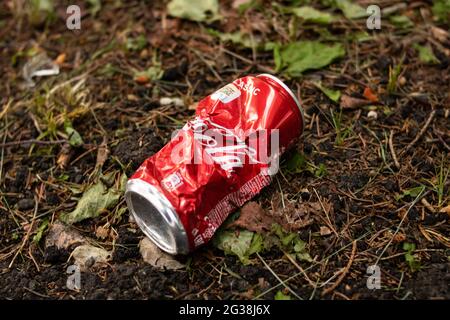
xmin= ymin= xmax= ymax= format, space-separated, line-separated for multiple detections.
xmin=387 ymin=55 xmax=405 ymax=94
xmin=436 ymin=157 xmax=449 ymax=207
xmin=430 ymin=156 xmax=449 ymax=208
xmin=330 ymin=108 xmax=353 ymax=146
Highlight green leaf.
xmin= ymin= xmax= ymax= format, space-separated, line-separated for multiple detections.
xmin=291 ymin=6 xmax=334 ymax=24
xmin=276 ymin=41 xmax=345 ymax=77
xmin=352 ymin=31 xmax=372 ymax=42
xmin=236 ymin=0 xmax=258 ymax=14
xmin=297 ymin=251 xmax=313 ymax=262
xmin=31 ymin=0 xmax=54 ymax=12
xmin=87 ymin=0 xmax=101 ymax=16
xmin=395 ymin=185 xmax=426 ymax=201
xmin=32 ymin=218 xmax=49 ymax=244
xmin=389 ymin=15 xmax=414 ymax=29
xmin=28 ymin=0 xmax=55 ymax=25
xmin=248 ymin=233 xmax=264 ymax=255
xmin=314 ymin=163 xmax=328 ymax=178
xmin=126 ymin=35 xmax=147 ymax=52
xmin=271 ymin=224 xmax=312 ymax=262
xmin=281 ymin=232 xmax=297 ymax=247
xmin=403 ymin=242 xmax=415 ymax=252
xmin=275 ymin=291 xmax=292 ymax=300
xmin=167 ymin=0 xmax=220 ymax=22
xmin=432 ymin=0 xmax=450 ymax=23
xmin=214 ymin=223 xmax=311 ymax=265
xmin=293 ymin=239 xmax=306 ymax=252
xmin=285 ymin=152 xmax=307 ymax=173
xmin=403 ymin=242 xmax=421 ymax=272
xmin=134 ymin=54 xmax=164 ymax=82
xmin=208 ymin=30 xmax=256 ymax=49
xmin=414 ymin=44 xmax=440 ymax=64
xmin=273 ymin=44 xmax=282 ymax=72
xmin=213 ymin=230 xmax=258 ymax=265
xmin=334 ymin=0 xmax=367 ymax=19
xmin=64 ymin=120 xmax=84 ymax=147
xmin=60 ymin=172 xmax=127 ymax=224
xmin=263 ymin=41 xmax=278 ymax=51
xmin=314 ymin=81 xmax=341 ymax=102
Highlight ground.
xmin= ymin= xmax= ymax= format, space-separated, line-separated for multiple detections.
xmin=0 ymin=0 xmax=449 ymax=300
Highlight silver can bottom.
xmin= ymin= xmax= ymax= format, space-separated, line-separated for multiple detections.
xmin=125 ymin=179 xmax=190 ymax=255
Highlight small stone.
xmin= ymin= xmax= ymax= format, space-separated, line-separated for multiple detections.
xmin=367 ymin=110 xmax=378 ymax=120
xmin=17 ymin=198 xmax=35 ymax=210
xmin=139 ymin=238 xmax=184 ymax=270
xmin=71 ymin=244 xmax=111 ymax=270
xmin=159 ymin=97 xmax=184 ymax=107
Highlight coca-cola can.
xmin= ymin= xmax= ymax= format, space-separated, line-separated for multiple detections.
xmin=125 ymin=74 xmax=304 ymax=254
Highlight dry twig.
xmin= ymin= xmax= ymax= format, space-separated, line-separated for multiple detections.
xmin=322 ymin=240 xmax=357 ymax=297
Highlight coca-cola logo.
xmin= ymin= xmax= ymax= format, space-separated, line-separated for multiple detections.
xmin=170 ymin=117 xmax=280 ymax=176
xmin=189 ymin=117 xmax=259 ymax=173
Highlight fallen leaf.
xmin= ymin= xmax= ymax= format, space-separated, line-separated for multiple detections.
xmin=127 ymin=94 xmax=139 ymax=102
xmin=239 ymin=288 xmax=255 ymax=299
xmin=340 ymin=94 xmax=372 ymax=110
xmin=276 ymin=41 xmax=345 ymax=77
xmin=72 ymin=244 xmax=111 ymax=270
xmin=334 ymin=0 xmax=368 ymax=19
xmin=229 ymin=202 xmax=275 ymax=233
xmin=59 ymin=172 xmax=127 ymax=224
xmin=320 ymin=226 xmax=332 ymax=236
xmin=208 ymin=29 xmax=257 ymax=49
xmin=291 ymin=6 xmax=334 ymax=24
xmin=95 ymin=225 xmax=109 ymax=239
xmin=393 ymin=232 xmax=407 ymax=243
xmin=272 ymin=224 xmax=312 ymax=262
xmin=54 ymin=53 xmax=66 ymax=66
xmin=432 ymin=0 xmax=450 ymax=23
xmin=139 ymin=238 xmax=184 ymax=270
xmin=430 ymin=26 xmax=449 ymax=43
xmin=95 ymin=136 xmax=109 ymax=170
xmin=126 ymin=34 xmax=147 ymax=52
xmin=270 ymin=202 xmax=317 ymax=231
xmin=64 ymin=119 xmax=84 ymax=147
xmin=45 ymin=221 xmax=86 ymax=249
xmin=213 ymin=229 xmax=262 ymax=265
xmin=134 ymin=74 xmax=150 ymax=84
xmin=390 ymin=15 xmax=414 ymax=29
xmin=167 ymin=0 xmax=220 ymax=22
xmin=439 ymin=204 xmax=450 ymax=217
xmin=414 ymin=44 xmax=440 ymax=64
xmin=363 ymin=87 xmax=379 ymax=102
xmin=275 ymin=290 xmax=292 ymax=300
xmin=57 ymin=143 xmax=72 ymax=169
xmin=314 ymin=81 xmax=341 ymax=102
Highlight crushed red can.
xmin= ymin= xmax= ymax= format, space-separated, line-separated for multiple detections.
xmin=125 ymin=74 xmax=304 ymax=254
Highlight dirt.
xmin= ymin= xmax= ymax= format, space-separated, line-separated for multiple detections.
xmin=113 ymin=128 xmax=164 ymax=174
xmin=1 ymin=0 xmax=449 ymax=300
